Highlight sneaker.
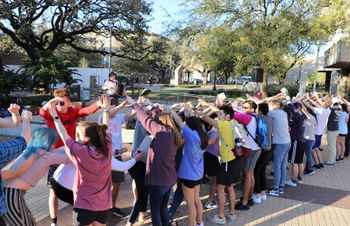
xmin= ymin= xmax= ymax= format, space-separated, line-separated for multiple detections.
xmin=252 ymin=194 xmax=262 ymax=204
xmin=297 ymin=177 xmax=304 ymax=184
xmin=138 ymin=212 xmax=150 ymax=222
xmin=248 ymin=199 xmax=254 ymax=206
xmin=336 ymin=158 xmax=340 ymax=162
xmin=324 ymin=162 xmax=335 ymax=168
xmin=279 ymin=187 xmax=285 ymax=195
xmin=204 ymin=200 xmax=217 ymax=209
xmin=267 ymin=189 xmax=279 ymax=197
xmin=304 ymin=169 xmax=315 ymax=176
xmin=111 ymin=207 xmax=127 ymax=217
xmin=285 ymin=179 xmax=298 ymax=187
xmin=235 ymin=202 xmax=250 ymax=210
xmin=225 ymin=211 xmax=237 ymax=221
xmin=319 ymin=163 xmax=325 ymax=169
xmin=261 ymin=194 xmax=268 ymax=201
xmin=209 ymin=214 xmax=226 ymax=225
xmin=196 ymin=222 xmax=204 ymax=226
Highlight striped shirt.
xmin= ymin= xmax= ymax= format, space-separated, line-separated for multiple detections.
xmin=0 ymin=137 xmax=27 ymax=215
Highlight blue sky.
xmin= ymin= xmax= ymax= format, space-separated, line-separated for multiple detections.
xmin=147 ymin=0 xmax=183 ymax=34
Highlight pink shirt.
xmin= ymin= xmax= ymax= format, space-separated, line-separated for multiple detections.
xmin=3 ymin=147 xmax=69 ymax=189
xmin=65 ymin=138 xmax=112 ymax=211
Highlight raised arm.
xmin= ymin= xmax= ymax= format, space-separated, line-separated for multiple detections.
xmin=195 ymin=110 xmax=218 ymax=128
xmin=98 ymin=95 xmax=110 ymax=126
xmin=1 ymin=150 xmax=43 ymax=180
xmin=20 ymin=110 xmax=33 ymax=143
xmin=127 ymin=96 xmax=165 ymax=137
xmin=169 ymin=108 xmax=185 ymax=129
xmin=0 ymin=104 xmax=21 ymax=128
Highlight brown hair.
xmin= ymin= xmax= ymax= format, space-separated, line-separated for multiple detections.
xmin=157 ymin=113 xmax=183 ymax=147
xmin=53 ymin=88 xmax=71 ymax=99
xmin=78 ymin=121 xmax=110 ymax=157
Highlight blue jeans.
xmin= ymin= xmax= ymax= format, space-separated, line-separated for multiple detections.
xmin=149 ymin=185 xmax=172 ymax=226
xmin=305 ymin=139 xmax=315 ymax=170
xmin=273 ymin=143 xmax=291 ymax=190
xmin=168 ymin=181 xmax=183 ymax=220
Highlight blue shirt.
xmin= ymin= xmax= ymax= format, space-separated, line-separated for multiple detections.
xmin=206 ymin=128 xmax=220 ymax=157
xmin=0 ymin=137 xmax=27 ymax=215
xmin=178 ymin=126 xmax=204 ymax=181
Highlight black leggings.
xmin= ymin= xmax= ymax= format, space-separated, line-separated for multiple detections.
xmin=128 ymin=161 xmax=149 ymax=223
xmin=254 ymin=151 xmax=271 ymax=193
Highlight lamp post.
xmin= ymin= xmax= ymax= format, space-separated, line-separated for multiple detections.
xmin=108 ymin=19 xmax=113 ymax=73
xmin=313 ymin=44 xmax=321 ymax=93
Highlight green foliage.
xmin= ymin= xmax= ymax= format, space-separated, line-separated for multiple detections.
xmin=178 ymin=0 xmax=350 ymax=95
xmin=115 ymin=36 xmax=179 ymax=83
xmin=0 ymin=70 xmax=19 ymax=96
xmin=267 ymin=84 xmax=300 ymax=97
xmin=21 ymin=52 xmax=80 ymax=94
xmin=0 ymin=0 xmax=151 ymax=61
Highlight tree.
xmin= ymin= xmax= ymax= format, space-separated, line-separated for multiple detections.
xmin=21 ymin=52 xmax=80 ymax=93
xmin=0 ymin=0 xmax=151 ymax=61
xmin=114 ymin=35 xmax=180 ymax=84
xmin=181 ymin=0 xmax=350 ymax=96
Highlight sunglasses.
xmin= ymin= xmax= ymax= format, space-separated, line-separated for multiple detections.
xmin=56 ymin=101 xmax=65 ymax=106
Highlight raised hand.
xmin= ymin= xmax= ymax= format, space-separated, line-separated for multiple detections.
xmin=47 ymin=99 xmax=58 ymax=117
xmin=8 ymin=103 xmax=20 ymax=115
xmin=21 ymin=110 xmax=33 ymax=121
xmin=98 ymin=94 xmax=110 ymax=110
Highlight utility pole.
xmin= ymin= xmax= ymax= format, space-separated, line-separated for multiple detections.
xmin=313 ymin=44 xmax=321 ymax=93
xmin=108 ymin=19 xmax=113 ymax=73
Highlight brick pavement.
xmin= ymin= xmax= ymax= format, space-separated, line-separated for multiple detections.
xmin=26 ymin=145 xmax=350 ymax=226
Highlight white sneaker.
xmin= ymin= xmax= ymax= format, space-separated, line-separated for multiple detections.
xmin=252 ymin=194 xmax=262 ymax=204
xmin=209 ymin=214 xmax=226 ymax=225
xmin=261 ymin=194 xmax=267 ymax=201
xmin=225 ymin=210 xmax=237 ymax=221
xmin=204 ymin=200 xmax=217 ymax=209
xmin=285 ymin=179 xmax=298 ymax=187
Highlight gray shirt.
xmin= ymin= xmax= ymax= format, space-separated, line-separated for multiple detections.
xmin=268 ymin=109 xmax=291 ymax=144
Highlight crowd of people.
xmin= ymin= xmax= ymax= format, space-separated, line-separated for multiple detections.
xmin=0 ymin=78 xmax=349 ymax=226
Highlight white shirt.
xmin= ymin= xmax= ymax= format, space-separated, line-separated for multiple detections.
xmin=53 ymin=158 xmax=137 ymax=190
xmin=98 ymin=114 xmax=126 ymax=153
xmin=312 ymin=107 xmax=331 ymax=135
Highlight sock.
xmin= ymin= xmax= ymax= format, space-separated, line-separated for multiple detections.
xmin=51 ymin=218 xmax=57 ymax=224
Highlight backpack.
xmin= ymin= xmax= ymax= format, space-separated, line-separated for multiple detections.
xmin=219 ymin=121 xmax=252 ymax=158
xmin=247 ymin=115 xmax=270 ymax=150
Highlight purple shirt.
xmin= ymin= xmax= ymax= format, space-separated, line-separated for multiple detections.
xmin=206 ymin=128 xmax=220 ymax=157
xmin=134 ymin=104 xmax=177 ymax=186
xmin=65 ymin=138 xmax=112 ymax=211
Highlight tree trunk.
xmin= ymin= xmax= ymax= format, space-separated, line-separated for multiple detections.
xmin=202 ymin=68 xmax=209 ymax=86
xmin=261 ymin=68 xmax=268 ymax=98
xmin=225 ymin=72 xmax=229 ymax=84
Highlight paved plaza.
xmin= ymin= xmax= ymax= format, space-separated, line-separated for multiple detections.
xmin=25 ymin=142 xmax=350 ymax=226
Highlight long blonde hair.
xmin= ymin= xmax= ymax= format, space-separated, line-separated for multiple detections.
xmin=157 ymin=113 xmax=183 ymax=147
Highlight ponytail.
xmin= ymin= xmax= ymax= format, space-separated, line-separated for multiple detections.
xmin=80 ymin=121 xmax=110 ymax=157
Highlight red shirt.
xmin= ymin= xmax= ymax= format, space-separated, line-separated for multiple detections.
xmin=39 ymin=104 xmax=100 ymax=148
